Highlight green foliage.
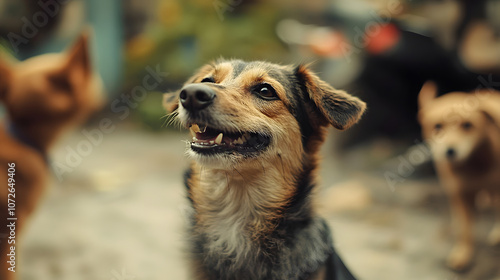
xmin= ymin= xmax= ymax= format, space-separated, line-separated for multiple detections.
xmin=135 ymin=91 xmax=174 ymax=131
xmin=125 ymin=0 xmax=290 ymax=131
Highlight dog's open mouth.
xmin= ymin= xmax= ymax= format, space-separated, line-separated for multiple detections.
xmin=188 ymin=124 xmax=271 ymax=155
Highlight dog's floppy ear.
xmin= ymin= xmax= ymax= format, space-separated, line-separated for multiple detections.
xmin=0 ymin=54 xmax=12 ymax=101
xmin=418 ymin=81 xmax=437 ymax=109
xmin=480 ymin=100 xmax=500 ymax=128
xmin=480 ymin=110 xmax=498 ymax=126
xmin=295 ymin=65 xmax=366 ymax=130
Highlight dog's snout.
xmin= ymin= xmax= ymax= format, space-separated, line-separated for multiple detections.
xmin=179 ymin=84 xmax=215 ymax=111
xmin=446 ymin=148 xmax=456 ymax=159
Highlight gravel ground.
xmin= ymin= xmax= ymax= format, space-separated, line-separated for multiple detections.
xmin=17 ymin=125 xmax=500 ymax=280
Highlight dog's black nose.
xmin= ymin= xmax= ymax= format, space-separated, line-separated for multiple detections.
xmin=179 ymin=84 xmax=215 ymax=111
xmin=446 ymin=148 xmax=456 ymax=159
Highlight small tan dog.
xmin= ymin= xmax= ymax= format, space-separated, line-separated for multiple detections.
xmin=0 ymin=31 xmax=102 ymax=280
xmin=418 ymin=81 xmax=500 ymax=271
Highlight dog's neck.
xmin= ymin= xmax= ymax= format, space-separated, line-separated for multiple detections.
xmin=188 ymin=148 xmax=333 ymax=279
xmin=193 ymin=155 xmax=304 ymax=236
xmin=5 ymin=119 xmax=63 ymax=160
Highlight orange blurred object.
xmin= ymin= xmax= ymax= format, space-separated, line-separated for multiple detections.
xmin=366 ymin=23 xmax=400 ymax=54
xmin=309 ymin=30 xmax=349 ymax=58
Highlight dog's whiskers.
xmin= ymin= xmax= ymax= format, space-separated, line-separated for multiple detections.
xmin=163 ymin=111 xmax=181 ymax=129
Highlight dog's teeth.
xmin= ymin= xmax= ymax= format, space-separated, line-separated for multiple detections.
xmin=209 ymin=141 xmax=214 ymax=144
xmin=215 ymin=133 xmax=223 ymax=144
xmin=236 ymin=137 xmax=244 ymax=144
xmin=200 ymin=125 xmax=207 ymax=133
xmin=191 ymin=124 xmax=201 ymax=133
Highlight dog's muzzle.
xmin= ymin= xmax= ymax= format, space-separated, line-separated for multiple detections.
xmin=178 ymin=83 xmax=271 ymax=157
xmin=179 ymin=84 xmax=216 ymax=112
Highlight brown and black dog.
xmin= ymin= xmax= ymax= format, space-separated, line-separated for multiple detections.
xmin=418 ymin=82 xmax=500 ymax=271
xmin=0 ymin=32 xmax=102 ymax=280
xmin=164 ymin=60 xmax=366 ymax=280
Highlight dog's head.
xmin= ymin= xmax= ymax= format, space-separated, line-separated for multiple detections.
xmin=0 ymin=31 xmax=103 ymax=128
xmin=418 ymin=81 xmax=498 ymax=163
xmin=164 ymin=59 xmax=365 ymax=168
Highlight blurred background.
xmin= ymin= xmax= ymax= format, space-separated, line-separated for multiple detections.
xmin=1 ymin=0 xmax=500 ymax=279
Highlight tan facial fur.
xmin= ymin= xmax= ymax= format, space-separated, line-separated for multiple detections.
xmin=420 ymin=99 xmax=491 ymax=163
xmin=168 ymin=61 xmax=304 ymax=170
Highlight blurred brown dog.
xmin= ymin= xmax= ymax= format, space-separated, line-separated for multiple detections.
xmin=418 ymin=82 xmax=500 ymax=271
xmin=0 ymin=32 xmax=102 ymax=280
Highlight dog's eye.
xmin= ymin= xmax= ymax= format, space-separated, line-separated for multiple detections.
xmin=201 ymin=77 xmax=215 ymax=83
xmin=253 ymin=84 xmax=278 ymax=100
xmin=461 ymin=122 xmax=473 ymax=130
xmin=434 ymin=123 xmax=442 ymax=131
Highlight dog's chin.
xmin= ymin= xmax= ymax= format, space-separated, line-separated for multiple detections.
xmin=186 ymin=150 xmax=241 ymax=168
xmin=447 ymin=153 xmax=471 ymax=165
xmin=184 ymin=123 xmax=271 ymax=168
